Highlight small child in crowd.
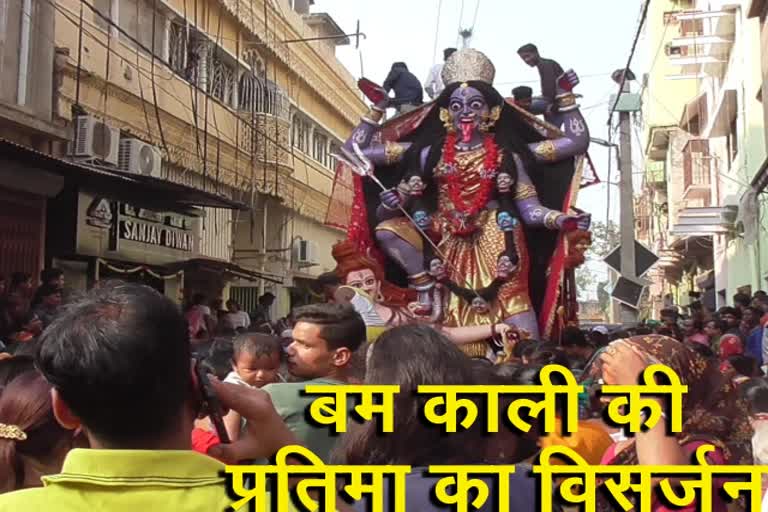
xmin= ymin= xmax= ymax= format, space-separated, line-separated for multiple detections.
xmin=222 ymin=333 xmax=283 ymax=439
xmin=191 ymin=333 xmax=283 ymax=456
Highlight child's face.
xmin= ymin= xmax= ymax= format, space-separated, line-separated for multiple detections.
xmin=233 ymin=351 xmax=281 ymax=388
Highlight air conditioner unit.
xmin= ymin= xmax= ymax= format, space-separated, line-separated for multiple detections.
xmin=70 ymin=115 xmax=120 ymax=165
xmin=118 ymin=138 xmax=163 ymax=178
xmin=294 ymin=239 xmax=318 ymax=266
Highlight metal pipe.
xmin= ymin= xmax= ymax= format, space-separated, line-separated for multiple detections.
xmin=260 ymin=197 xmax=268 ymax=298
xmin=17 ymin=0 xmax=32 ymax=105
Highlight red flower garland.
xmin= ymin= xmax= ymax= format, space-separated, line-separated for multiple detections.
xmin=442 ymin=132 xmax=500 ymax=234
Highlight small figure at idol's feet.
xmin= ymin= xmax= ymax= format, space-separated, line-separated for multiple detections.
xmin=331 ymin=240 xmax=520 ymax=352
xmin=338 ymin=48 xmax=591 ymax=347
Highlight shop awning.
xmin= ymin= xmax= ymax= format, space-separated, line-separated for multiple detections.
xmin=169 ymin=258 xmax=284 ymax=285
xmin=0 ymin=139 xmax=248 ymax=211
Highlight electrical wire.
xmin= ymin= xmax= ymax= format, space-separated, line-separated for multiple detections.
xmin=54 ymin=3 xmax=339 ymax=206
xmin=455 ymin=0 xmax=465 ymax=47
xmin=607 ymin=0 xmax=651 ymax=125
xmin=150 ymin=0 xmax=169 ymax=156
xmin=431 ymin=0 xmax=443 ymax=65
xmin=55 ymin=0 xmax=353 ymax=252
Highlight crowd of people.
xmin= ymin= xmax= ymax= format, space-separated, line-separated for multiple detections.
xmin=0 ymin=269 xmax=65 ymax=356
xmin=1 ymin=276 xmax=768 ymax=510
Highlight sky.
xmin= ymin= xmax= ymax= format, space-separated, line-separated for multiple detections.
xmin=314 ymin=0 xmax=647 ymax=294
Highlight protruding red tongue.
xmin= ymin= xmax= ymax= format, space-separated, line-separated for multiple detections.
xmin=460 ymin=121 xmax=473 ymax=143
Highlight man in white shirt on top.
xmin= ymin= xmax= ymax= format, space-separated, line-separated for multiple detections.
xmin=225 ymin=299 xmax=251 ymax=331
xmin=424 ymin=47 xmax=457 ymax=100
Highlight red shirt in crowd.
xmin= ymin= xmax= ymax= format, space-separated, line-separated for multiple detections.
xmin=191 ymin=428 xmax=221 ymax=460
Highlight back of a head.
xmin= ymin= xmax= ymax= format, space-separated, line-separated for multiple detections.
xmin=205 ymin=338 xmax=235 ymax=380
xmin=392 ymin=61 xmax=408 ymax=71
xmin=10 ymin=273 xmax=30 ymax=290
xmin=341 ymin=325 xmax=481 ymax=465
xmin=561 ymin=327 xmax=589 ymax=348
xmin=292 ymin=303 xmax=365 ymax=352
xmin=443 ymin=48 xmax=457 ymax=61
xmin=512 ymin=86 xmax=533 ymax=100
xmin=366 ymin=325 xmax=473 ymax=387
xmin=660 ymin=308 xmax=679 ymax=320
xmin=36 ymin=282 xmax=191 ymax=446
xmin=729 ymin=355 xmax=760 ymax=377
xmin=688 ymin=342 xmax=715 ymax=360
xmin=347 ymin=341 xmax=370 ymax=384
xmin=742 ymin=377 xmax=768 ymax=414
xmin=734 ymin=293 xmax=752 ymax=308
xmin=0 ymin=370 xmax=70 ymax=492
xmin=513 ymin=339 xmax=536 ymax=359
xmin=527 ymin=343 xmax=571 ymax=368
xmin=0 ymin=356 xmax=35 ymax=390
xmin=40 ymin=268 xmax=63 ymax=285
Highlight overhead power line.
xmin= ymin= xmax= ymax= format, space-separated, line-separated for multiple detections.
xmin=607 ymin=0 xmax=651 ymax=125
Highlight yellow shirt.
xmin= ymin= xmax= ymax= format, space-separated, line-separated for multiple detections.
xmin=0 ymin=448 xmax=261 ymax=511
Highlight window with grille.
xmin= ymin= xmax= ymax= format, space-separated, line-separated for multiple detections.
xmin=312 ymin=132 xmax=328 ymax=165
xmin=291 ymin=115 xmax=311 ymax=153
xmin=208 ymin=49 xmax=236 ymax=107
xmin=328 ymin=142 xmax=341 ymax=169
xmin=239 ymin=74 xmax=288 ymax=118
xmin=168 ymin=21 xmax=188 ymax=73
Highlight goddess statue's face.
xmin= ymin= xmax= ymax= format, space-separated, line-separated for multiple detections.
xmin=345 ymin=269 xmax=380 ymax=301
xmin=448 ymin=85 xmax=489 ymax=142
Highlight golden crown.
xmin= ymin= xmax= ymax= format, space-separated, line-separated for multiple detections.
xmin=441 ymin=49 xmax=496 ymax=86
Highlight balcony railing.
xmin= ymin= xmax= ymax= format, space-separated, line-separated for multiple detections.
xmin=664 ymin=8 xmax=735 ymax=80
xmin=682 ymin=139 xmax=713 ymax=205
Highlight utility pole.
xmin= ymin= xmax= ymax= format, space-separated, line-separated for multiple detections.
xmin=615 ymin=71 xmax=639 ymax=325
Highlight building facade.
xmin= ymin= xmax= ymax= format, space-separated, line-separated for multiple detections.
xmin=0 ymin=0 xmax=70 ymax=282
xmin=9 ymin=0 xmax=366 ymax=313
xmin=638 ymin=0 xmax=765 ymax=315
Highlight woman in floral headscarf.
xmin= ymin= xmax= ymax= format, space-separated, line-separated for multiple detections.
xmin=597 ymin=335 xmax=753 ymax=512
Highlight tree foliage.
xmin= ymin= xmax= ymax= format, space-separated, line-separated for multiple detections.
xmin=587 ymin=220 xmax=621 ymax=259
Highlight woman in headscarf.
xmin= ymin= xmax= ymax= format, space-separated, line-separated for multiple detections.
xmin=597 ymin=335 xmax=753 ymax=511
xmin=717 ymin=333 xmax=744 ymax=372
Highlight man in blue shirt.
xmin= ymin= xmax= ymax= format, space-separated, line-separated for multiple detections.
xmin=382 ymin=62 xmax=424 ymax=114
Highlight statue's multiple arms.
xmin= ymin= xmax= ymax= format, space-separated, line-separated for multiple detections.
xmin=514 ymin=155 xmax=590 ymax=231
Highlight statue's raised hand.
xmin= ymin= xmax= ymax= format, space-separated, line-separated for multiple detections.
xmin=557 ymin=69 xmax=580 ymax=92
xmin=380 ymin=188 xmax=402 ymax=210
xmin=559 ymin=212 xmax=591 ymax=232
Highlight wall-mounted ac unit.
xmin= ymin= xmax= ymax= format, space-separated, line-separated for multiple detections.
xmin=70 ymin=115 xmax=120 ymax=165
xmin=118 ymin=138 xmax=163 ymax=178
xmin=293 ymin=239 xmax=318 ymax=266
